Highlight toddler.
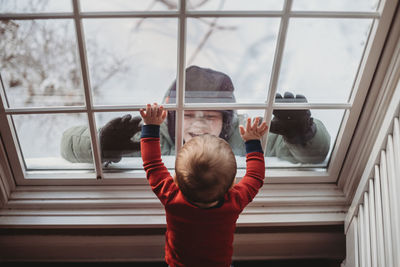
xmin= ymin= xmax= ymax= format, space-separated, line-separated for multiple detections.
xmin=140 ymin=103 xmax=268 ymax=267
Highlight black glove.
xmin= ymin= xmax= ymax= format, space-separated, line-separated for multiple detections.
xmin=270 ymin=92 xmax=316 ymax=145
xmin=99 ymin=114 xmax=142 ymax=164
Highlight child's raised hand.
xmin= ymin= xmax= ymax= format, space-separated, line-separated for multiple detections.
xmin=140 ymin=103 xmax=167 ymax=125
xmin=239 ymin=117 xmax=268 ymax=142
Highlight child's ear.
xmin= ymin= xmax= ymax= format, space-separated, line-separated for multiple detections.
xmin=173 ymin=174 xmax=178 ymax=185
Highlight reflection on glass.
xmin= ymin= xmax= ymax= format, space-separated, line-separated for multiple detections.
xmin=266 ymin=109 xmax=343 ymax=168
xmin=0 ymin=19 xmax=84 ymax=108
xmin=12 ymin=113 xmax=94 ymax=171
xmin=80 ymin=0 xmax=178 ymax=12
xmin=83 ymin=18 xmax=177 ymax=105
xmin=187 ymin=0 xmax=284 ymax=10
xmin=187 ymin=18 xmax=279 ymax=103
xmin=0 ymin=0 xmax=72 ymax=13
xmin=277 ymin=18 xmax=373 ymax=103
xmin=292 ymin=0 xmax=379 ymax=11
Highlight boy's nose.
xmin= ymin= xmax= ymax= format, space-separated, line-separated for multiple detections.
xmin=190 ymin=120 xmax=209 ymax=129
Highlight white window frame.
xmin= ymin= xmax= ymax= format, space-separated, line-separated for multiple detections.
xmin=0 ymin=0 xmax=396 ymax=187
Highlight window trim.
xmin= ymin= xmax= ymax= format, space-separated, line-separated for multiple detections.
xmin=340 ymin=4 xmax=400 ymax=206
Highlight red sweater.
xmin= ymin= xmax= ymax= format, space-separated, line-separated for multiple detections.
xmin=141 ymin=135 xmax=265 ymax=267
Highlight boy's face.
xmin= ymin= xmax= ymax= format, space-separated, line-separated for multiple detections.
xmin=183 ymin=110 xmax=223 ymax=141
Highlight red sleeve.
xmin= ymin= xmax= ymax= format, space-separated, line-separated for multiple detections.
xmin=231 ymin=152 xmax=265 ymax=211
xmin=141 ymin=137 xmax=178 ymax=206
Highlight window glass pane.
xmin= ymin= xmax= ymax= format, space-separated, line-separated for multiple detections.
xmin=83 ymin=18 xmax=177 ymax=105
xmin=292 ymin=0 xmax=379 ymax=11
xmin=266 ymin=109 xmax=343 ymax=168
xmin=0 ymin=19 xmax=85 ymax=108
xmin=0 ymin=0 xmax=72 ymax=13
xmin=96 ymin=111 xmax=142 ymax=170
xmin=277 ymin=18 xmax=373 ymax=103
xmin=80 ymin=0 xmax=179 ymax=12
xmin=187 ymin=0 xmax=284 ymax=11
xmin=186 ymin=18 xmax=280 ymax=103
xmin=12 ymin=113 xmax=95 ymax=172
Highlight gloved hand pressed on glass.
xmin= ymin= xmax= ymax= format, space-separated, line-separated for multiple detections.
xmin=270 ymin=92 xmax=316 ymax=145
xmin=99 ymin=114 xmax=142 ymax=164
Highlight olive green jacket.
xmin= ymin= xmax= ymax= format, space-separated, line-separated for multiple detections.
xmin=60 ymin=116 xmax=330 ymax=164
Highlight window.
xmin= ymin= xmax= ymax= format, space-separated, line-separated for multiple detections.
xmin=0 ymin=0 xmax=395 ymax=186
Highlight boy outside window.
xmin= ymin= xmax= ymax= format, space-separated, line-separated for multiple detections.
xmin=140 ymin=102 xmax=268 ymax=267
xmin=61 ymin=66 xmax=331 ymax=166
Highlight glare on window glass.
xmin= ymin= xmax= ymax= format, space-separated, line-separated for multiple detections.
xmin=12 ymin=113 xmax=95 ymax=172
xmin=83 ymin=18 xmax=178 ymax=105
xmin=186 ymin=0 xmax=284 ymax=10
xmin=0 ymin=19 xmax=85 ymax=108
xmin=0 ymin=0 xmax=72 ymax=13
xmin=186 ymin=18 xmax=280 ymax=103
xmin=277 ymin=18 xmax=373 ymax=103
xmin=80 ymin=0 xmax=179 ymax=12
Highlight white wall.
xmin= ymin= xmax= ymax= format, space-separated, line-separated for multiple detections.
xmin=342 ymin=73 xmax=400 ymax=267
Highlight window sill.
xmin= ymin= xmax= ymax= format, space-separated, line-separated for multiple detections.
xmin=0 ymin=183 xmax=346 ymax=228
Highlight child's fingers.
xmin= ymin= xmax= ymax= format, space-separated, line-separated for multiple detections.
xmin=258 ymin=121 xmax=267 ymax=131
xmin=139 ymin=109 xmax=146 ymax=118
xmin=151 ymin=103 xmax=158 ymax=116
xmin=250 ymin=117 xmax=259 ymax=132
xmin=157 ymin=105 xmax=164 ymax=117
xmin=239 ymin=125 xmax=245 ymax=136
xmin=146 ymin=103 xmax=152 ymax=116
xmin=256 ymin=122 xmax=267 ymax=134
xmin=259 ymin=123 xmax=268 ymax=135
xmin=161 ymin=110 xmax=167 ymax=120
xmin=246 ymin=118 xmax=252 ymax=132
xmin=261 ymin=129 xmax=268 ymax=136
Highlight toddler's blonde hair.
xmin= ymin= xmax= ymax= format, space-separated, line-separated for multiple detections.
xmin=175 ymin=134 xmax=237 ymax=204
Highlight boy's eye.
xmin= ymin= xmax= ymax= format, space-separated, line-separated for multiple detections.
xmin=184 ymin=112 xmax=222 ymax=120
xmin=205 ymin=115 xmax=218 ymax=120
